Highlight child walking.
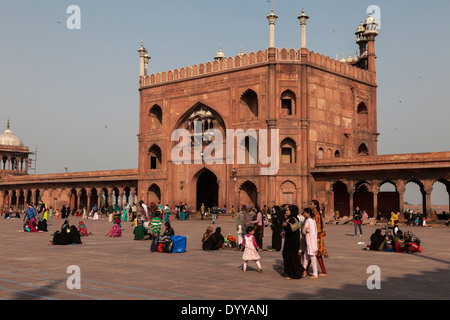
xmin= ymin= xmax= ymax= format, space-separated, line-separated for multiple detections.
xmin=241 ymin=226 xmax=263 ymax=273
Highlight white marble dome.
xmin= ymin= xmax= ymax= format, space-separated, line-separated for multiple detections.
xmin=0 ymin=122 xmax=24 ymax=147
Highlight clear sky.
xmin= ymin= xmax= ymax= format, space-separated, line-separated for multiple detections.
xmin=0 ymin=0 xmax=449 ymax=205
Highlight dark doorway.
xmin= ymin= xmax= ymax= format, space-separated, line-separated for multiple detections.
xmin=196 ymin=169 xmax=218 ymax=211
xmin=333 ymin=181 xmax=350 ymax=216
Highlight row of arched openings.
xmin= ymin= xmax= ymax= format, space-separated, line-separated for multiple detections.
xmin=148 ymin=89 xmax=299 ymax=131
xmin=332 ymin=179 xmax=450 ymax=218
xmin=3 ymin=187 xmax=135 ymax=212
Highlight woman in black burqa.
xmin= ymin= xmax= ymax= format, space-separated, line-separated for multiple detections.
xmin=281 ymin=205 xmax=305 ymax=279
xmin=203 ymin=227 xmax=225 ymax=251
xmin=51 ymin=221 xmax=82 ymax=245
xmin=271 ymin=206 xmax=283 ymax=251
xmin=369 ymin=229 xmax=385 ymax=251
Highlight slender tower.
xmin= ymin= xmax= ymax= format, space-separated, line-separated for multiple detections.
xmin=298 ymin=9 xmax=309 ymax=49
xmin=266 ymin=4 xmax=278 ymax=49
xmin=138 ymin=38 xmax=149 ymax=78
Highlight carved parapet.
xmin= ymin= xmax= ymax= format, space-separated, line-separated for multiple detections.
xmin=307 ymin=50 xmax=372 ymax=83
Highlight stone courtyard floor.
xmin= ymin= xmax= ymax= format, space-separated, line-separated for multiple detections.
xmin=0 ymin=214 xmax=449 ymax=301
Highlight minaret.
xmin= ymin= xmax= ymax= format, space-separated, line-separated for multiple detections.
xmin=355 ymin=20 xmax=367 ymax=57
xmin=298 ymin=9 xmax=309 ymax=49
xmin=266 ymin=4 xmax=278 ymax=208
xmin=137 ymin=38 xmax=149 ymax=77
xmin=364 ymin=12 xmax=378 ymax=75
xmin=144 ymin=52 xmax=150 ymax=76
xmin=266 ymin=4 xmax=278 ymax=48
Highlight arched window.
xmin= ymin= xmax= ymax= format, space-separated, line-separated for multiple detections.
xmin=280 ymin=90 xmax=296 ymax=116
xmin=357 ymin=102 xmax=368 ymax=128
xmin=149 ymin=104 xmax=162 ymax=129
xmin=280 ymin=138 xmax=297 ymax=164
xmin=148 ymin=144 xmax=162 ymax=170
xmin=240 ymin=89 xmax=258 ymax=119
xmin=334 ymin=150 xmax=341 ymax=158
xmin=318 ymin=147 xmax=324 ymax=159
xmin=358 ymin=143 xmax=369 ymax=156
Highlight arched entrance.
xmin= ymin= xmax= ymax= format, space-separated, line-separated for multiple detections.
xmin=378 ymin=181 xmax=399 ymax=217
xmin=196 ymin=169 xmax=218 ymax=211
xmin=354 ymin=181 xmax=374 ymax=217
xmin=333 ymin=181 xmax=350 ymax=217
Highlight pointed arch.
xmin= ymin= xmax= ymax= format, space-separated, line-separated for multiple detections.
xmin=149 ymin=104 xmax=162 ymax=129
xmin=195 ymin=168 xmax=219 ymax=210
xmin=239 ymin=180 xmax=258 ymax=208
xmin=174 ymin=102 xmax=227 ymax=136
xmin=240 ymin=89 xmax=258 ymax=119
xmin=148 ymin=183 xmax=161 ymax=204
xmin=280 ymin=137 xmax=297 ymax=164
xmin=358 ymin=143 xmax=369 ymax=156
xmin=280 ymin=89 xmax=296 ymax=116
xmin=148 ymin=144 xmax=162 ymax=170
xmin=357 ymin=102 xmax=368 ymax=128
xmin=280 ymin=180 xmax=297 ymax=205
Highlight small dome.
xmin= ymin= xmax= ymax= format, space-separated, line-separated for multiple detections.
xmin=214 ymin=45 xmax=225 ymax=60
xmin=0 ymin=121 xmax=23 ymax=147
xmin=356 ymin=20 xmax=365 ymax=34
xmin=365 ymin=12 xmax=376 ymax=25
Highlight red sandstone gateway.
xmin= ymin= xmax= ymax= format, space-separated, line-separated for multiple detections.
xmin=1 ymin=8 xmax=449 ymax=218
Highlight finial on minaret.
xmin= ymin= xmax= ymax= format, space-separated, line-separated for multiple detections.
xmin=7 ymin=118 xmax=10 ymax=129
xmin=267 ymin=3 xmax=278 ymax=48
xmin=298 ymin=8 xmax=309 ymax=49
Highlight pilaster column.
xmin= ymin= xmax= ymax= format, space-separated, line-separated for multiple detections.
xmin=87 ymin=191 xmax=91 ymax=211
xmin=372 ymin=187 xmax=379 ymax=219
xmin=397 ymin=184 xmax=406 ymax=216
xmin=425 ymin=189 xmax=433 ymax=218
xmin=349 ymin=189 xmax=354 ymax=217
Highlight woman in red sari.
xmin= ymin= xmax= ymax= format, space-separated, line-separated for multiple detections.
xmin=310 ymin=199 xmax=328 ymax=276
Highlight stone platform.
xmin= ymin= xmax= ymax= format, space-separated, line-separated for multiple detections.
xmin=0 ymin=214 xmax=449 ymax=300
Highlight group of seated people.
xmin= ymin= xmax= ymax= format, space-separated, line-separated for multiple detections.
xmin=23 ymin=218 xmax=48 ymax=232
xmin=201 ymin=226 xmax=225 ymax=251
xmin=369 ymin=226 xmax=422 ymax=253
xmin=49 ymin=220 xmax=83 ymax=245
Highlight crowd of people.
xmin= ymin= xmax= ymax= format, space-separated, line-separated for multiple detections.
xmin=201 ymin=200 xmax=329 ymax=279
xmin=5 ymin=196 xmax=440 ymax=279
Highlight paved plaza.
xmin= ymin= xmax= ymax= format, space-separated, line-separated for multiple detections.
xmin=0 ymin=214 xmax=449 ymax=301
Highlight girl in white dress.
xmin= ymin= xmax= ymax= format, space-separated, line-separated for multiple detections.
xmin=302 ymin=208 xmax=319 ymax=278
xmin=241 ymin=226 xmax=262 ymax=273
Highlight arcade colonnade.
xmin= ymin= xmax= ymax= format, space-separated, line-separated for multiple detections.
xmin=0 ymin=169 xmax=138 ymax=212
xmin=312 ymin=153 xmax=450 ymax=217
